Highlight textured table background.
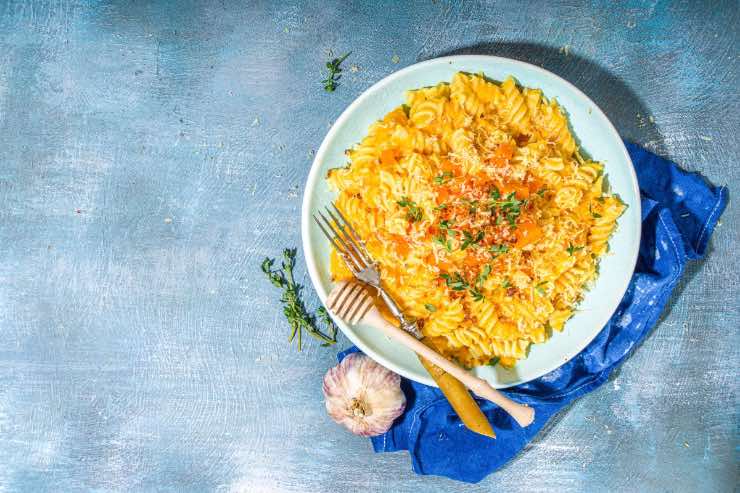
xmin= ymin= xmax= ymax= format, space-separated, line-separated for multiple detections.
xmin=0 ymin=1 xmax=737 ymax=492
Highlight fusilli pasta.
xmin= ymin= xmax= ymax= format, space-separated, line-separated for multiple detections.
xmin=327 ymin=73 xmax=625 ymax=368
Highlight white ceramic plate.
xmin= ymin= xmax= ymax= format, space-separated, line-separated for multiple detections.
xmin=301 ymin=55 xmax=640 ymax=388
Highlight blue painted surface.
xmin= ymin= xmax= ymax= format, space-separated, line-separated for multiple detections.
xmin=0 ymin=1 xmax=737 ymax=492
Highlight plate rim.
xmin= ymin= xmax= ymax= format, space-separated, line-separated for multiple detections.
xmin=301 ymin=54 xmax=641 ymax=388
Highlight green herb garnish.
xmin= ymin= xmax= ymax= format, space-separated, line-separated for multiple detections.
xmin=470 ymin=265 xmax=490 ymax=301
xmin=486 ymin=356 xmax=500 ymax=367
xmin=502 ymin=278 xmax=512 ymax=289
xmin=439 ymin=219 xmax=456 ymax=235
xmin=397 ymin=196 xmax=423 ymax=222
xmin=440 ymin=272 xmax=468 ymax=291
xmin=589 ymin=203 xmax=602 ymax=218
xmin=435 ymin=219 xmax=456 ymax=251
xmin=490 ymin=192 xmax=527 ymax=228
xmin=442 ymin=271 xmax=484 ymax=301
xmin=469 ymin=286 xmax=484 ymax=302
xmin=489 ymin=244 xmax=509 ymax=257
xmin=463 ymin=198 xmax=480 ymax=213
xmin=536 ymin=188 xmax=547 ymax=197
xmin=535 ymin=281 xmax=548 ymax=296
xmin=460 ymin=230 xmax=484 ymax=250
xmin=434 ymin=203 xmax=448 ymax=211
xmin=476 ymin=264 xmax=491 ymax=286
xmin=322 ymin=52 xmax=351 ymax=92
xmin=434 ymin=235 xmax=453 ymax=252
xmin=544 ymin=321 xmax=553 ymax=338
xmin=261 ymin=249 xmax=337 ymax=350
xmin=434 ymin=171 xmax=453 ymax=185
xmin=566 ymin=243 xmax=584 ymax=256
xmin=424 ymin=303 xmax=437 ymax=312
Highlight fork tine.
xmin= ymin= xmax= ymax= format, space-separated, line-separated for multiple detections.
xmin=330 ymin=203 xmax=372 ymax=260
xmin=315 ymin=211 xmax=365 ymax=273
xmin=325 ymin=206 xmax=370 ymax=267
xmin=313 ymin=215 xmax=360 ymax=276
xmin=315 ymin=217 xmax=366 ymax=281
xmin=313 ymin=215 xmax=347 ymax=256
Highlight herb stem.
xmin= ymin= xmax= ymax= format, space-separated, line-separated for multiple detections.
xmin=322 ymin=52 xmax=351 ymax=92
xmin=262 ymin=249 xmax=338 ymax=350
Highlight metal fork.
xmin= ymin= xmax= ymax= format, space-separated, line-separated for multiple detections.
xmin=313 ymin=203 xmax=422 ymax=338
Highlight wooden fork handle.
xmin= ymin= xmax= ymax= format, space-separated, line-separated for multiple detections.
xmin=418 ymin=355 xmax=495 ymax=438
xmin=363 ymin=308 xmax=535 ymax=427
xmin=463 ymin=375 xmax=535 ymax=428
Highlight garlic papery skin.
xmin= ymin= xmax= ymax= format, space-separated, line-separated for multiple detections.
xmin=323 ymin=353 xmax=406 ymax=437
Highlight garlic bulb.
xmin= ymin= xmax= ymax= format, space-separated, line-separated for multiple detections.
xmin=323 ymin=353 xmax=406 ymax=437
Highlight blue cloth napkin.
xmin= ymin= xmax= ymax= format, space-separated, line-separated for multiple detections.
xmin=337 ymin=142 xmax=728 ymax=483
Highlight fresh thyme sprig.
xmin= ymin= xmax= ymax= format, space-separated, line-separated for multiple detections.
xmin=434 ymin=220 xmax=454 ymax=251
xmin=441 ymin=270 xmax=488 ymax=301
xmin=490 ymin=188 xmax=528 ymax=227
xmin=322 ymin=52 xmax=351 ymax=92
xmin=397 ymin=197 xmax=423 ymax=222
xmin=440 ymin=272 xmax=468 ymax=291
xmin=261 ymin=249 xmax=337 ymax=350
xmin=460 ymin=230 xmax=484 ymax=250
